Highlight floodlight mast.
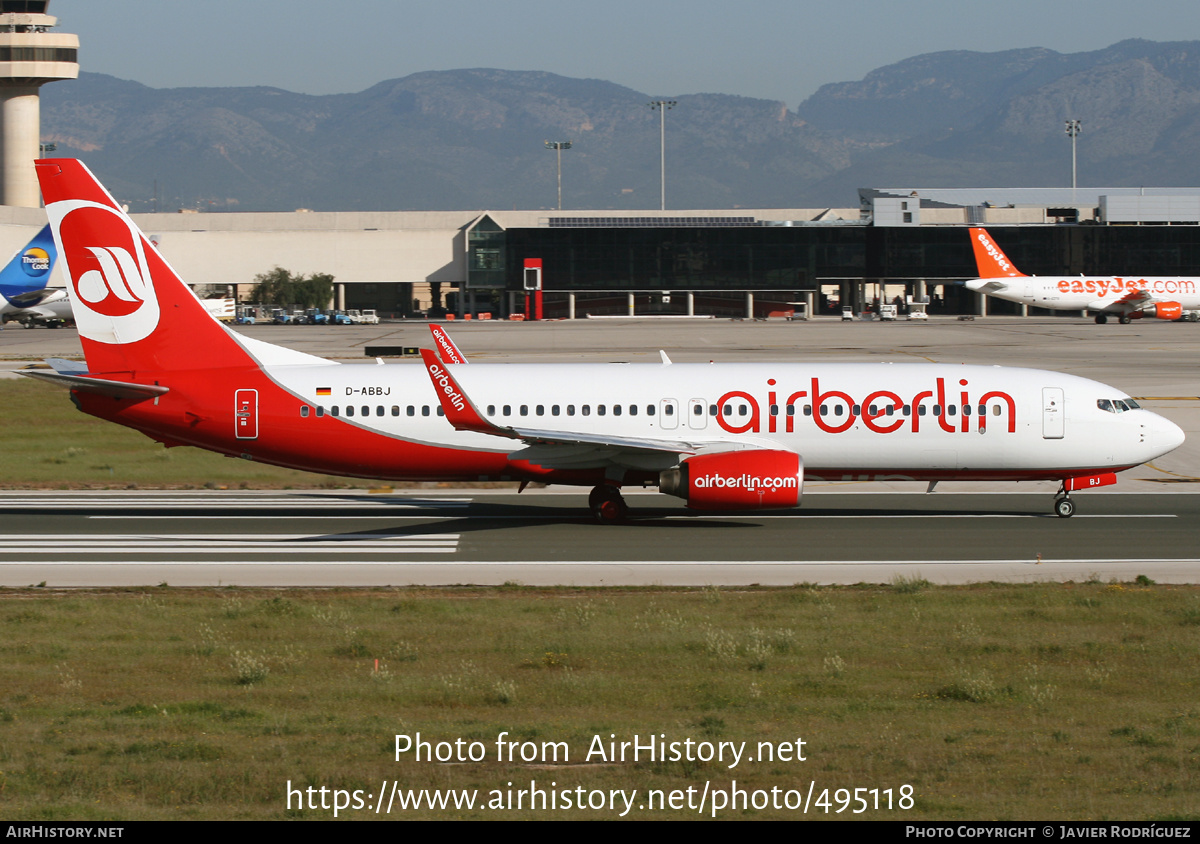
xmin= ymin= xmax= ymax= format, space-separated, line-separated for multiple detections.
xmin=648 ymin=100 xmax=676 ymax=211
xmin=544 ymin=140 xmax=572 ymax=210
xmin=1065 ymin=119 xmax=1082 ymax=196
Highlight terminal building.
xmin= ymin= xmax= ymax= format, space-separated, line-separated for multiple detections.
xmin=3 ymin=185 xmax=1200 ymax=320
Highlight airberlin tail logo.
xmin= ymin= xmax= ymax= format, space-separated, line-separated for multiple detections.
xmin=52 ymin=200 xmax=161 ymax=344
xmin=76 ymin=246 xmax=147 ymax=316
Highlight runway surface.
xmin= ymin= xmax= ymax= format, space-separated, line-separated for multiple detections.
xmin=3 ymin=317 xmax=1197 ymax=587
xmin=1 ymin=489 xmax=1197 ymax=587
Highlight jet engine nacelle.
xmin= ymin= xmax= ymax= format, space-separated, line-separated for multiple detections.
xmin=1147 ymin=302 xmax=1182 ymax=320
xmin=659 ymin=449 xmax=803 ymax=510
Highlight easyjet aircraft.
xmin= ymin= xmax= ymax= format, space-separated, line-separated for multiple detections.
xmin=965 ymin=227 xmax=1200 ymax=324
xmin=22 ymin=160 xmax=1185 ymax=519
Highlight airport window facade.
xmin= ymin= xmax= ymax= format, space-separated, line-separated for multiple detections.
xmin=457 ymin=224 xmax=1200 ymax=317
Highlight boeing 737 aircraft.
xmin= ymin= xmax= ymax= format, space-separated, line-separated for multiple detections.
xmin=965 ymin=227 xmax=1200 ymax=324
xmin=21 ymin=160 xmax=1185 ymax=519
xmin=0 ymin=224 xmax=69 ymax=328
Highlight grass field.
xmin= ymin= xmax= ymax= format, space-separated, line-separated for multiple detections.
xmin=2 ymin=375 xmax=1198 ymax=820
xmin=0 ymin=378 xmax=401 ymax=489
xmin=1 ymin=581 xmax=1198 ymax=820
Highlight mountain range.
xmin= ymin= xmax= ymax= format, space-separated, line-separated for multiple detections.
xmin=38 ymin=38 xmax=1200 ymax=213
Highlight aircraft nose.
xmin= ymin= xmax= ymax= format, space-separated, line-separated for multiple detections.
xmin=1147 ymin=413 xmax=1186 ymax=456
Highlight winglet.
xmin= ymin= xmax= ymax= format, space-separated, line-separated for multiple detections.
xmin=430 ymin=324 xmax=469 ymax=364
xmin=420 ymin=348 xmax=508 ymax=437
xmin=969 ymin=228 xmax=1026 ymax=278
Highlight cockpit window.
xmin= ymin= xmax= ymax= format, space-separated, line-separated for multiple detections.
xmin=1098 ymin=398 xmax=1140 ymax=414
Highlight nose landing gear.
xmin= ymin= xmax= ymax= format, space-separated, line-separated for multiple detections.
xmin=1053 ymin=492 xmax=1076 ymax=518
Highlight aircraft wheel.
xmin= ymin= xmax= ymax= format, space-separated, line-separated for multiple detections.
xmin=1094 ymin=314 xmax=1107 ymax=324
xmin=1054 ymin=497 xmax=1075 ymax=518
xmin=589 ymin=485 xmax=627 ymax=522
xmin=22 ymin=320 xmax=32 ymax=329
xmin=1118 ymin=315 xmax=1131 ymax=325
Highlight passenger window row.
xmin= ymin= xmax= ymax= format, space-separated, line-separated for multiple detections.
xmin=297 ymin=400 xmax=1007 ymax=421
xmin=485 ymin=404 xmax=663 ymax=418
xmin=299 ymin=405 xmax=446 ymax=418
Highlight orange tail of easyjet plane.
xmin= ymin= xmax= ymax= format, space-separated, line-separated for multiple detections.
xmin=968 ymin=227 xmax=1026 ymax=278
xmin=36 ymin=158 xmax=255 ymax=376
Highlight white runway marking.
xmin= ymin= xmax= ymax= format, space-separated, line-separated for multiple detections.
xmin=0 ymin=532 xmax=461 ymax=558
xmin=5 ymin=557 xmax=1198 ymax=567
xmin=85 ymin=513 xmax=1178 ymax=521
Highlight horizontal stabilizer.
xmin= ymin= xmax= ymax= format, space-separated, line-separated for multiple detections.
xmin=18 ymin=368 xmax=169 ymax=400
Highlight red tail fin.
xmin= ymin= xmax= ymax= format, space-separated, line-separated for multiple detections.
xmin=969 ymin=228 xmax=1026 ymax=278
xmin=36 ymin=159 xmax=253 ymax=376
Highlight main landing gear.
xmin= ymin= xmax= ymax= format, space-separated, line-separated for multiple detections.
xmin=1094 ymin=314 xmax=1107 ymax=324
xmin=1053 ymin=484 xmax=1076 ymax=518
xmin=588 ymin=484 xmax=628 ymax=523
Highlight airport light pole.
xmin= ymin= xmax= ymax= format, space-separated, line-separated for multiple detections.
xmin=544 ymin=140 xmax=572 ymax=210
xmin=648 ymin=100 xmax=676 ymax=210
xmin=1065 ymin=119 xmax=1081 ymax=192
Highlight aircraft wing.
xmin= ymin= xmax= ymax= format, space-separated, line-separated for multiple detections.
xmin=5 ymin=287 xmax=55 ymax=307
xmin=1090 ymin=288 xmax=1154 ymax=314
xmin=419 ymin=349 xmax=722 ymax=468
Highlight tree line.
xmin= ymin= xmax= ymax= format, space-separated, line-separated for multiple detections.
xmin=250 ymin=267 xmax=334 ymax=309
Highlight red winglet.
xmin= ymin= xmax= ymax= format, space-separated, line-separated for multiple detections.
xmin=420 ymin=348 xmax=503 ymax=436
xmin=429 ymin=324 xmax=469 ymax=364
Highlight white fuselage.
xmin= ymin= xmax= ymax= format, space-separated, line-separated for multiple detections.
xmin=965 ymin=275 xmax=1200 ymax=313
xmin=257 ymin=360 xmax=1181 ymax=482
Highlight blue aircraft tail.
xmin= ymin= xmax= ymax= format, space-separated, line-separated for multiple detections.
xmin=0 ymin=224 xmax=57 ymax=307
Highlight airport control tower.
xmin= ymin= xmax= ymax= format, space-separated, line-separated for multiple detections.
xmin=0 ymin=1 xmax=76 ymax=207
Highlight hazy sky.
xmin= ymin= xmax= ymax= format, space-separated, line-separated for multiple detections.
xmin=51 ymin=0 xmax=1200 ymax=106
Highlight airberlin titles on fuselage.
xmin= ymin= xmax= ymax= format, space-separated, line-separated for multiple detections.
xmin=712 ymin=376 xmax=1015 ymax=436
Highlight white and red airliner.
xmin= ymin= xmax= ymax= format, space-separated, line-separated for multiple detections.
xmin=22 ymin=160 xmax=1185 ymax=519
xmin=965 ymin=227 xmax=1200 ymax=324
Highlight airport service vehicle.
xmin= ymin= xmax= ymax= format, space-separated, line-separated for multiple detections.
xmin=879 ymin=304 xmax=897 ymax=321
xmin=23 ymin=159 xmax=1185 ymax=520
xmin=200 ymin=298 xmax=236 ymax=322
xmin=965 ymin=228 xmax=1200 ymax=324
xmin=0 ymin=224 xmax=70 ymax=328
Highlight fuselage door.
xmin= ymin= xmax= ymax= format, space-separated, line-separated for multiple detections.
xmin=687 ymin=398 xmax=707 ymax=429
xmin=659 ymin=398 xmax=679 ymax=430
xmin=235 ymin=389 xmax=259 ymax=440
xmin=1042 ymin=387 xmax=1064 ymax=439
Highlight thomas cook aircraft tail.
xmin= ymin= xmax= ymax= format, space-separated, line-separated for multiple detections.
xmin=0 ymin=223 xmax=57 ymax=309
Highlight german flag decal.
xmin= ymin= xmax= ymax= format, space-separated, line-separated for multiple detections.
xmin=316 ymin=387 xmax=331 ymax=396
